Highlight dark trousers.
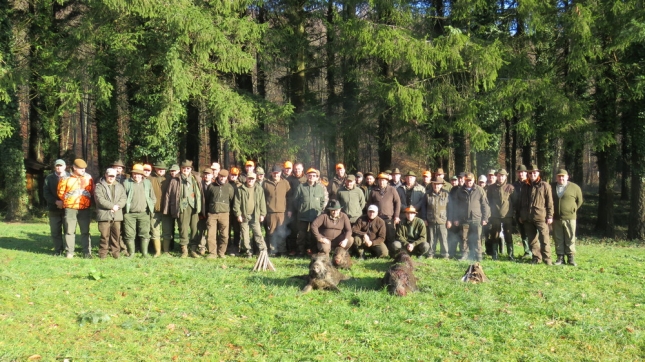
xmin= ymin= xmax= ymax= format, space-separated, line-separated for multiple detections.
xmin=296 ymin=221 xmax=314 ymax=253
xmin=98 ymin=221 xmax=121 ymax=258
xmin=48 ymin=209 xmax=66 ymax=254
xmin=524 ymin=220 xmax=552 ymax=263
xmin=448 ymin=224 xmax=468 ymax=258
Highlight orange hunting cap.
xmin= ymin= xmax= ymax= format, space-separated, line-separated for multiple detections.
xmin=230 ymin=167 xmax=240 ymax=175
xmin=336 ymin=163 xmax=345 ymax=170
xmin=284 ymin=161 xmax=293 ymax=168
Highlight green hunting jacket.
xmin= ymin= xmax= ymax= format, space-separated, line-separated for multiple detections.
xmin=336 ymin=185 xmax=366 ymax=223
xmin=292 ymin=182 xmax=329 ymax=222
xmin=124 ymin=178 xmax=156 ymax=214
xmin=423 ymin=189 xmax=450 ymax=225
xmin=396 ymin=217 xmax=427 ymax=246
xmin=551 ymin=182 xmax=583 ymax=220
xmin=234 ymin=183 xmax=267 ymax=220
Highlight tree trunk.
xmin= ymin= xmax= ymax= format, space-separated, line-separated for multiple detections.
xmin=620 ymin=119 xmax=630 ymax=200
xmin=1 ymin=0 xmax=29 ymax=219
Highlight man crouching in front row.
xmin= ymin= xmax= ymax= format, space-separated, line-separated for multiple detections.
xmin=311 ymin=200 xmax=353 ymax=255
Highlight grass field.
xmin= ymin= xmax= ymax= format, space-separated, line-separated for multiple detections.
xmin=1 ymin=216 xmax=644 ymax=361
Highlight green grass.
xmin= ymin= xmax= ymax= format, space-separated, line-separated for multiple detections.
xmin=1 ymin=220 xmax=644 ymax=361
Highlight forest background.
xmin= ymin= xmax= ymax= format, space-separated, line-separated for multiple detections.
xmin=0 ymin=0 xmax=643 ymax=239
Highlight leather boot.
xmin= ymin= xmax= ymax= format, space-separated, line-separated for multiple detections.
xmin=189 ymin=245 xmax=200 ymax=258
xmin=127 ymin=241 xmax=136 ymax=258
xmin=180 ymin=245 xmax=188 ymax=258
xmin=507 ymin=243 xmax=515 ymax=261
xmin=153 ymin=240 xmax=161 ymax=257
xmin=141 ymin=239 xmax=150 ymax=258
xmin=491 ymin=241 xmax=498 ymax=260
xmin=567 ymin=254 xmax=577 ymax=266
xmin=555 ymin=254 xmax=565 ymax=265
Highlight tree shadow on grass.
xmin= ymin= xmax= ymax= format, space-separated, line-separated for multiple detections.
xmin=0 ymin=233 xmax=57 ymax=255
xmin=357 ymin=259 xmax=391 ymax=273
xmin=0 ymin=233 xmax=100 ymax=255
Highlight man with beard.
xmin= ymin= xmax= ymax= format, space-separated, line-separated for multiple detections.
xmin=519 ymin=165 xmax=554 ymax=265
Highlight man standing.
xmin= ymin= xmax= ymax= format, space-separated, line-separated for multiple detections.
xmin=233 ymin=172 xmax=267 ymax=257
xmin=204 ymin=169 xmax=235 ymax=258
xmin=57 ymin=158 xmax=94 ymax=258
xmin=311 ymin=200 xmax=353 ymax=255
xmin=452 ymin=172 xmax=490 ymax=261
xmin=361 ymin=172 xmax=377 ymax=205
xmin=239 ymin=160 xmax=255 ymax=183
xmin=423 ymin=177 xmax=451 ymax=259
xmin=256 ymin=167 xmax=265 ymax=187
xmin=111 ymin=159 xmax=128 ymax=184
xmin=164 ymin=160 xmax=204 ymax=258
xmin=148 ymin=162 xmax=168 ymax=257
xmin=292 ymin=168 xmax=329 ymax=256
xmin=435 ymin=168 xmax=452 ymax=191
xmin=519 ymin=165 xmax=554 ymax=265
xmin=513 ymin=165 xmax=531 ymax=258
xmin=286 ymin=162 xmax=307 ymax=255
xmin=211 ymin=162 xmax=221 ymax=175
xmin=161 ymin=164 xmax=180 ymax=255
xmin=282 ymin=161 xmax=293 ymax=179
xmin=352 ymin=205 xmax=388 ymax=259
xmin=401 ymin=171 xmax=426 ymax=212
xmin=336 ymin=175 xmax=366 ymax=225
xmin=368 ymin=173 xmax=401 ymax=252
xmin=263 ymin=165 xmax=291 ymax=256
xmin=420 ymin=170 xmax=432 ymax=190
xmin=552 ymin=169 xmax=583 ymax=266
xmin=228 ymin=167 xmax=242 ymax=255
xmin=123 ymin=164 xmax=156 ymax=257
xmin=95 ymin=168 xmax=127 ymax=259
xmin=393 ymin=206 xmax=429 ymax=257
xmin=43 ymin=159 xmax=69 ymax=255
xmin=487 ymin=169 xmax=515 ymax=260
xmin=328 ymin=163 xmax=347 ymax=200
xmin=196 ymin=168 xmax=215 ymax=255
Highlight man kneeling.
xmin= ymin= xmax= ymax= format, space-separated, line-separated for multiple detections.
xmin=351 ymin=205 xmax=388 ymax=259
xmin=312 ymin=200 xmax=353 ymax=255
xmin=392 ymin=206 xmax=429 ymax=258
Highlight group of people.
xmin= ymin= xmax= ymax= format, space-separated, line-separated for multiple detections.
xmin=44 ymin=158 xmax=583 ymax=266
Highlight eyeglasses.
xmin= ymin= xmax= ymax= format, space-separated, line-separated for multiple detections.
xmin=107 ymin=175 xmax=116 ymax=178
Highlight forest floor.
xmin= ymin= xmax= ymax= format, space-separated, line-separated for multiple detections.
xmin=0 ymin=195 xmax=643 ymax=361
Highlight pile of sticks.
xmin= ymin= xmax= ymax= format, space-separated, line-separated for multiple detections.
xmin=252 ymin=250 xmax=276 ymax=272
